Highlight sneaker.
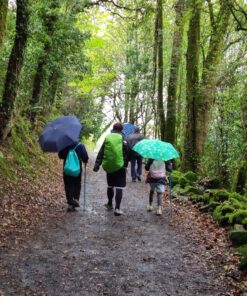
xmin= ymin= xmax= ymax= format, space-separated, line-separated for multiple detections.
xmin=114 ymin=209 xmax=124 ymax=216
xmin=104 ymin=203 xmax=113 ymax=211
xmin=137 ymin=176 xmax=141 ymax=182
xmin=67 ymin=205 xmax=76 ymax=212
xmin=147 ymin=204 xmax=153 ymax=212
xmin=156 ymin=206 xmax=162 ymax=216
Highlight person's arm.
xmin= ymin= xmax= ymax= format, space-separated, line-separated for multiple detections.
xmin=123 ymin=140 xmax=129 ymax=167
xmin=79 ymin=143 xmax=89 ymax=164
xmin=58 ymin=147 xmax=68 ymax=159
xmin=165 ymin=160 xmax=173 ymax=172
xmin=145 ymin=159 xmax=154 ymax=171
xmin=93 ymin=143 xmax=104 ymax=172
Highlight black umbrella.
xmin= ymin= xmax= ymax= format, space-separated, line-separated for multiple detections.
xmin=39 ymin=116 xmax=82 ymax=152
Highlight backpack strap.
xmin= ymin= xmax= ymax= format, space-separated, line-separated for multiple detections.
xmin=74 ymin=143 xmax=81 ymax=151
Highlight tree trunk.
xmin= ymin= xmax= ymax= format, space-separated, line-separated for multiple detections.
xmin=0 ymin=0 xmax=8 ymax=52
xmin=195 ymin=2 xmax=231 ymax=159
xmin=29 ymin=0 xmax=59 ymax=120
xmin=165 ymin=0 xmax=185 ymax=145
xmin=156 ymin=0 xmax=165 ymax=140
xmin=235 ymin=84 xmax=247 ymax=194
xmin=181 ymin=0 xmax=201 ymax=171
xmin=0 ymin=0 xmax=29 ymax=142
xmin=182 ymin=0 xmax=231 ymax=172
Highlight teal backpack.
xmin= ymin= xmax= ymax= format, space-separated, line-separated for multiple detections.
xmin=64 ymin=143 xmax=81 ymax=177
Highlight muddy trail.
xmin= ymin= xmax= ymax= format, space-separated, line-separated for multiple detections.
xmin=0 ymin=156 xmax=237 ymax=296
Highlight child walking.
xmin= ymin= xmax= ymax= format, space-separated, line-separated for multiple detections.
xmin=145 ymin=159 xmax=172 ymax=215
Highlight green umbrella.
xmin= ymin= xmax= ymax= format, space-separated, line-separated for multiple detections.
xmin=132 ymin=139 xmax=179 ymax=161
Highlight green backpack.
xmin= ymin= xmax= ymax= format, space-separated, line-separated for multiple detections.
xmin=102 ymin=133 xmax=124 ymax=173
xmin=64 ymin=143 xmax=81 ymax=177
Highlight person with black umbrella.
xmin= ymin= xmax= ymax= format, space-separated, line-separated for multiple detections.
xmin=39 ymin=116 xmax=89 ymax=212
xmin=59 ymin=142 xmax=88 ymax=211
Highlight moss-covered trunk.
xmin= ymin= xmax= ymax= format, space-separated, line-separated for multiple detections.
xmin=181 ymin=0 xmax=201 ymax=171
xmin=156 ymin=0 xmax=165 ymax=140
xmin=29 ymin=0 xmax=59 ymax=120
xmin=0 ymin=0 xmax=29 ymax=143
xmin=195 ymin=2 xmax=231 ymax=160
xmin=165 ymin=0 xmax=185 ymax=145
xmin=182 ymin=1 xmax=231 ymax=172
xmin=0 ymin=0 xmax=8 ymax=52
xmin=235 ymin=84 xmax=247 ymax=194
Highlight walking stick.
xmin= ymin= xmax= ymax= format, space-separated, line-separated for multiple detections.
xmin=83 ymin=163 xmax=87 ymax=210
xmin=169 ymin=173 xmax=172 ymax=212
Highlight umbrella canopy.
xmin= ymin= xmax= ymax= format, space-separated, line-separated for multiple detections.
xmin=132 ymin=139 xmax=179 ymax=161
xmin=122 ymin=123 xmax=136 ymax=137
xmin=39 ymin=116 xmax=82 ymax=152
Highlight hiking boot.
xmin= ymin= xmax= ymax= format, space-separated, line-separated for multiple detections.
xmin=156 ymin=206 xmax=162 ymax=216
xmin=137 ymin=175 xmax=141 ymax=182
xmin=104 ymin=203 xmax=113 ymax=211
xmin=114 ymin=209 xmax=124 ymax=216
xmin=67 ymin=205 xmax=76 ymax=212
xmin=147 ymin=204 xmax=153 ymax=212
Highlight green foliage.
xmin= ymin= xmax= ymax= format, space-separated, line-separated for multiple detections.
xmin=183 ymin=171 xmax=197 ymax=182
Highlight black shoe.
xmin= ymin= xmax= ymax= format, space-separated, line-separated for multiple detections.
xmin=104 ymin=203 xmax=113 ymax=211
xmin=71 ymin=199 xmax=80 ymax=207
xmin=137 ymin=176 xmax=141 ymax=181
xmin=132 ymin=178 xmax=136 ymax=182
xmin=67 ymin=205 xmax=76 ymax=212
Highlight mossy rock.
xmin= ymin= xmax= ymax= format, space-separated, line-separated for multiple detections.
xmin=229 ymin=230 xmax=247 ymax=246
xmin=183 ymin=171 xmax=197 ymax=182
xmin=234 ymin=224 xmax=245 ymax=231
xmin=199 ymin=177 xmax=222 ymax=189
xmin=242 ymin=218 xmax=247 ymax=229
xmin=239 ymin=256 xmax=247 ymax=271
xmin=236 ymin=244 xmax=247 ymax=256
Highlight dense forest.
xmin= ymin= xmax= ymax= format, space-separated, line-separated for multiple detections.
xmin=0 ymin=0 xmax=246 ymax=191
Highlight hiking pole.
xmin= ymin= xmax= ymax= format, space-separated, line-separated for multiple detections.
xmin=83 ymin=163 xmax=87 ymax=210
xmin=169 ymin=173 xmax=172 ymax=212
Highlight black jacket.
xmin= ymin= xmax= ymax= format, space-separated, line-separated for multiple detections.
xmin=58 ymin=142 xmax=89 ymax=174
xmin=94 ymin=129 xmax=129 ymax=172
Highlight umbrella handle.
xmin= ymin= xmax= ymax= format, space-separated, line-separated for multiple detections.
xmin=83 ymin=163 xmax=87 ymax=210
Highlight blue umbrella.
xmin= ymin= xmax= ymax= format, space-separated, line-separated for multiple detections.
xmin=122 ymin=123 xmax=135 ymax=138
xmin=39 ymin=116 xmax=82 ymax=152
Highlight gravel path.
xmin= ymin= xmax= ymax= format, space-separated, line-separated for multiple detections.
xmin=0 ymin=156 xmax=232 ymax=296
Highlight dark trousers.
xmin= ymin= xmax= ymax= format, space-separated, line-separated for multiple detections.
xmin=63 ymin=174 xmax=81 ymax=205
xmin=130 ymin=156 xmax=143 ymax=179
xmin=107 ymin=187 xmax=123 ymax=210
